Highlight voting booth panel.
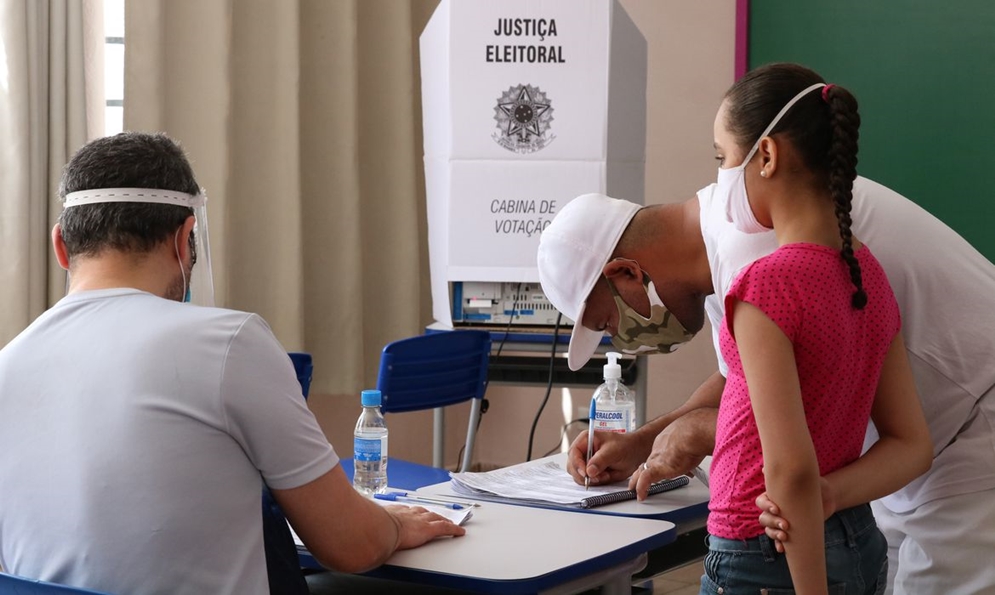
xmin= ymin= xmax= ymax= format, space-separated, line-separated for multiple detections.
xmin=421 ymin=0 xmax=647 ymax=327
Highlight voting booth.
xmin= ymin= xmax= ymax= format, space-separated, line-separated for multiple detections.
xmin=421 ymin=0 xmax=647 ymax=328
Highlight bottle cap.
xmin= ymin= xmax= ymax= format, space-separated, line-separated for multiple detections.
xmin=361 ymin=389 xmax=382 ymax=407
xmin=604 ymin=352 xmax=622 ymax=380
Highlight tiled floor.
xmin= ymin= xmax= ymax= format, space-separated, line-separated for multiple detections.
xmin=648 ymin=559 xmax=703 ymax=594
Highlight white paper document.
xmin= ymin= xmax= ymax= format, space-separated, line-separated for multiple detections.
xmin=449 ymin=459 xmax=688 ymax=509
xmin=372 ymin=497 xmax=474 ymax=526
xmin=289 ymin=498 xmax=472 ymax=550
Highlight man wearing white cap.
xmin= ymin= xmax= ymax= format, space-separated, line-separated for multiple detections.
xmin=536 ymin=179 xmax=995 ymax=594
xmin=537 ymin=193 xmax=710 ymax=373
xmin=0 ymin=132 xmax=463 ymax=595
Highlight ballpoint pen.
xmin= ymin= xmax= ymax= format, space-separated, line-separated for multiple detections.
xmin=381 ymin=491 xmax=480 ymax=508
xmin=374 ymin=493 xmax=465 ymax=510
xmin=586 ymin=396 xmax=597 ymax=490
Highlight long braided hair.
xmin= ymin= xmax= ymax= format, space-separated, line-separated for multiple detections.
xmin=725 ymin=63 xmax=866 ymax=309
xmin=823 ymin=84 xmax=865 ymax=308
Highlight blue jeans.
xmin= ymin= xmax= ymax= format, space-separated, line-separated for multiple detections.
xmin=700 ymin=504 xmax=888 ymax=595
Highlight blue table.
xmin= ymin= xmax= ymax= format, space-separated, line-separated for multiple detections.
xmin=337 ymin=458 xmax=451 ymax=491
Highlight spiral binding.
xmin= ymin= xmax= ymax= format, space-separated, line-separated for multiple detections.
xmin=579 ymin=475 xmax=691 ymax=509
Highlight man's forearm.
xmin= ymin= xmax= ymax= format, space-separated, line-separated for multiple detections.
xmin=636 ymin=404 xmax=718 ymax=487
xmin=673 ymin=406 xmax=718 ymax=456
xmin=823 ymin=435 xmax=931 ymax=514
xmin=636 ymin=369 xmax=725 ymax=440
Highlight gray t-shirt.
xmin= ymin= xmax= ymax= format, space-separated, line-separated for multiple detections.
xmin=0 ymin=289 xmax=338 ymax=594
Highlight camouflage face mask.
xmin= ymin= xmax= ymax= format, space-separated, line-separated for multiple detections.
xmin=606 ymin=272 xmax=695 ymax=355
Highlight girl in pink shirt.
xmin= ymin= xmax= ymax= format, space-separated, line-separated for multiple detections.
xmin=702 ymin=63 xmax=931 ymax=595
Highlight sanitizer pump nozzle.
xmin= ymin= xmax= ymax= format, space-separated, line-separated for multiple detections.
xmin=592 ymin=352 xmax=635 ymax=434
xmin=603 ymin=351 xmax=622 ymax=381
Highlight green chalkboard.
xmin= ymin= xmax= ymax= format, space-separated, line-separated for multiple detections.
xmin=748 ymin=1 xmax=995 ymax=261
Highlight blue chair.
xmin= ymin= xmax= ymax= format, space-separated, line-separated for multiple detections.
xmin=0 ymin=573 xmax=112 ymax=594
xmin=262 ymin=352 xmax=316 ymax=594
xmin=340 ymin=330 xmax=491 ymax=489
xmin=288 ymin=352 xmax=313 ymax=399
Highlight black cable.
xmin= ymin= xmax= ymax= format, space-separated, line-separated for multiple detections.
xmin=493 ymin=282 xmax=523 ymax=359
xmin=541 ymin=418 xmax=588 ymax=459
xmin=526 ymin=312 xmax=562 ymax=461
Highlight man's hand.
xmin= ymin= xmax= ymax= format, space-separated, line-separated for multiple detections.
xmin=566 ymin=374 xmax=725 ymax=489
xmin=628 ymin=414 xmax=709 ymax=499
xmin=755 ymin=477 xmax=836 ymax=553
xmin=566 ymin=429 xmax=651 ymax=486
xmin=386 ymin=505 xmax=465 ymax=551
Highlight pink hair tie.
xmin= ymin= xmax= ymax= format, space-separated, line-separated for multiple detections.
xmin=822 ymin=83 xmax=836 ymax=103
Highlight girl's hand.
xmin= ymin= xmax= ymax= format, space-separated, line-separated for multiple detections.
xmin=755 ymin=477 xmax=836 ymax=553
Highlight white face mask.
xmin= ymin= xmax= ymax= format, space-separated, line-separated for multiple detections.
xmin=719 ymin=82 xmax=827 ymax=234
xmin=719 ymin=160 xmax=768 ymax=234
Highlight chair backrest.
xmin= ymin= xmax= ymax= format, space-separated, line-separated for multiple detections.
xmin=377 ymin=330 xmax=491 ymax=472
xmin=376 ymin=330 xmax=490 ymax=414
xmin=288 ymin=352 xmax=313 ymax=399
xmin=0 ymin=573 xmax=111 ymax=594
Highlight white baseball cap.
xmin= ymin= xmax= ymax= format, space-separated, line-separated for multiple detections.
xmin=537 ymin=193 xmax=641 ymax=371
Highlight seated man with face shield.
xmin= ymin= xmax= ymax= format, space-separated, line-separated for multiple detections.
xmin=0 ymin=132 xmax=464 ymax=595
xmin=537 ymin=187 xmax=995 ymax=595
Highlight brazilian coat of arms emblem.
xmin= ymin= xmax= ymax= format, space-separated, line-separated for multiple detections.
xmin=492 ymin=84 xmax=555 ymax=154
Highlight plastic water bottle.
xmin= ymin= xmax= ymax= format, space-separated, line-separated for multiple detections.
xmin=353 ymin=389 xmax=388 ymax=495
xmin=592 ymin=352 xmax=635 ymax=434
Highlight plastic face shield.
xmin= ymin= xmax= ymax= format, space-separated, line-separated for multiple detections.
xmin=62 ymin=188 xmax=216 ymax=306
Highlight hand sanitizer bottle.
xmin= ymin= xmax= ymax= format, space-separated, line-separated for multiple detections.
xmin=353 ymin=389 xmax=388 ymax=495
xmin=592 ymin=352 xmax=635 ymax=434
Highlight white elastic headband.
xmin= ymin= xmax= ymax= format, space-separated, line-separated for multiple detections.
xmin=63 ymin=188 xmax=205 ymax=208
xmin=741 ymin=82 xmax=827 ymax=166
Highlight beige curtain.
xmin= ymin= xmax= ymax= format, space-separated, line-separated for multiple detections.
xmin=124 ymin=0 xmax=440 ymax=394
xmin=0 ymin=0 xmax=102 ymax=345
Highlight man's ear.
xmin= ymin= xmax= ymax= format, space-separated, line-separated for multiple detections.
xmin=602 ymin=258 xmax=642 ymax=283
xmin=176 ymin=216 xmax=196 ymax=262
xmin=52 ymin=224 xmax=70 ymax=270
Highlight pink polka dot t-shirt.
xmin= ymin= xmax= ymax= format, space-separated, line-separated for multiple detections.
xmin=708 ymin=243 xmax=900 ymax=540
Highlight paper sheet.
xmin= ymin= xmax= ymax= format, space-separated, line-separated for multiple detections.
xmin=450 ymin=459 xmax=634 ymax=505
xmin=289 ymin=499 xmax=472 ymax=549
xmin=373 ymin=496 xmax=474 ymax=526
